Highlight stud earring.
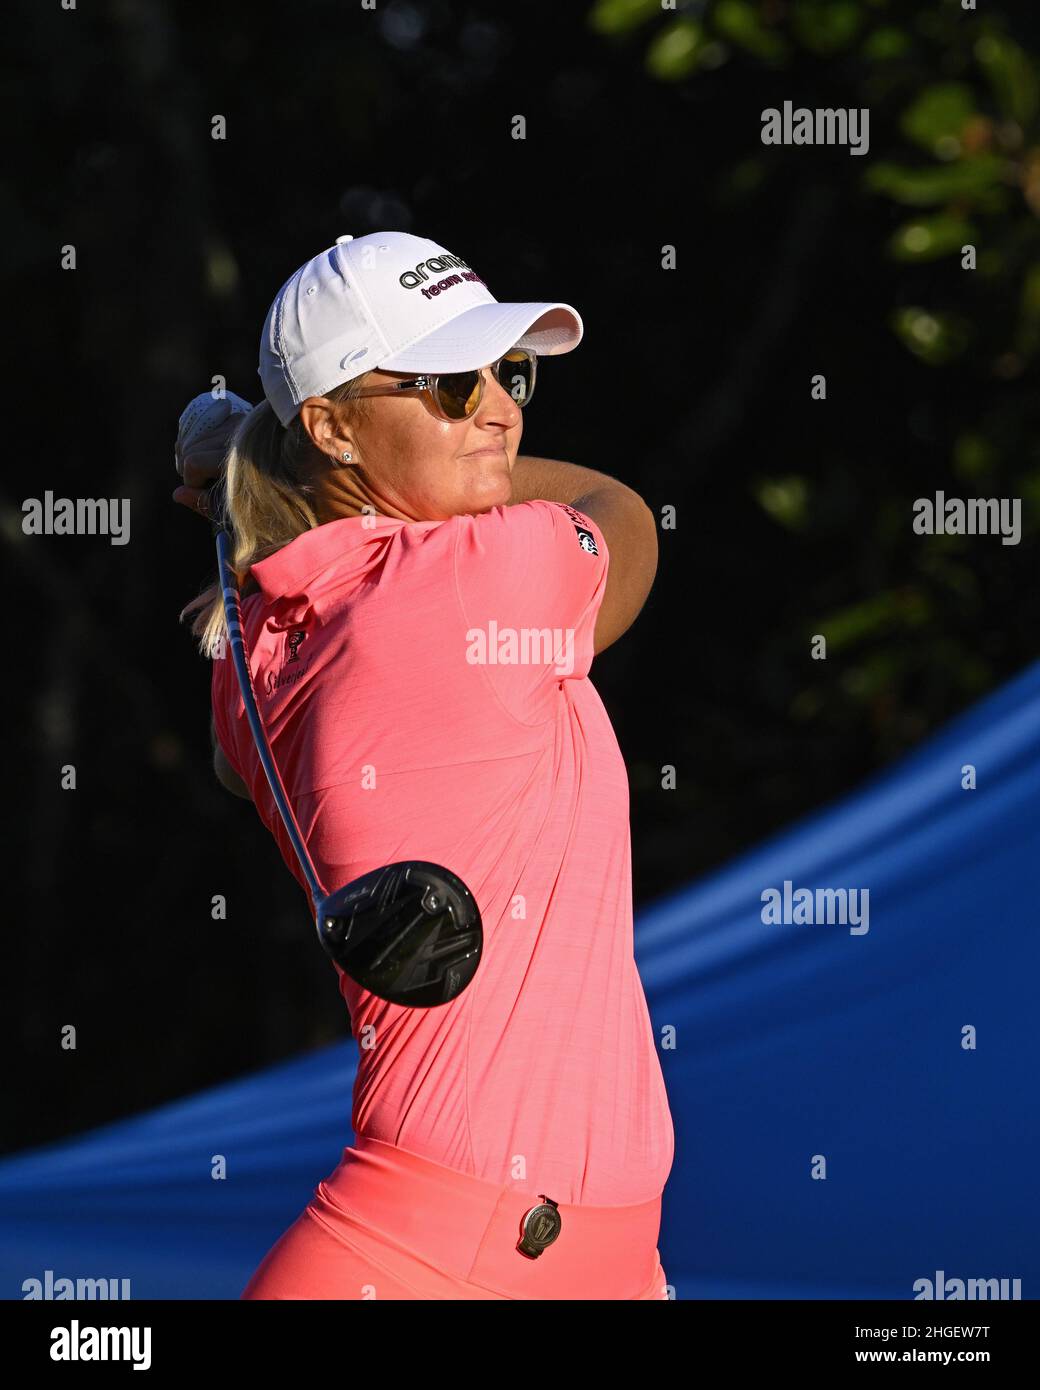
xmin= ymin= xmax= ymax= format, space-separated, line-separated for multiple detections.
xmin=341 ymin=450 xmax=352 ymax=463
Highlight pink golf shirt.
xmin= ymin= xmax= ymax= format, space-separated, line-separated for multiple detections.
xmin=211 ymin=499 xmax=674 ymax=1205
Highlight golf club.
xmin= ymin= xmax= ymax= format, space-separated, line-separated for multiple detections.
xmin=214 ymin=524 xmax=483 ymax=1007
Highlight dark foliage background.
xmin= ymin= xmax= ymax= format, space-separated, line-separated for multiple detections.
xmin=5 ymin=0 xmax=1039 ymax=1153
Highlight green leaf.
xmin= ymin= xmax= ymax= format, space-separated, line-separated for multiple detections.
xmin=974 ymin=32 xmax=1039 ymax=127
xmin=864 ymin=155 xmax=1006 ymax=207
xmin=792 ymin=0 xmax=862 ymax=56
xmin=588 ymin=0 xmax=661 ymax=37
xmin=752 ymin=475 xmax=809 ymax=530
xmin=900 ymin=84 xmax=976 ymax=154
xmin=814 ymin=590 xmax=930 ymax=652
xmin=712 ymin=0 xmax=789 ymax=64
xmin=889 ymin=214 xmax=976 ymax=261
xmin=1022 ymin=260 xmax=1040 ymax=318
xmin=205 ymin=243 xmax=239 ymax=297
xmin=862 ymin=26 xmax=910 ymax=62
xmin=891 ymin=307 xmax=970 ymax=364
xmin=719 ymin=157 xmax=765 ymax=200
xmin=841 ymin=651 xmax=903 ymax=700
xmin=953 ymin=433 xmax=996 ymax=481
xmin=646 ymin=18 xmax=710 ymax=81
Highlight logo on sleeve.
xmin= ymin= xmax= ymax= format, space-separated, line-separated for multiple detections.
xmin=558 ymin=504 xmax=599 ymax=555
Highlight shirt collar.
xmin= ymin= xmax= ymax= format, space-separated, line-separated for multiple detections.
xmin=249 ymin=515 xmax=409 ymax=604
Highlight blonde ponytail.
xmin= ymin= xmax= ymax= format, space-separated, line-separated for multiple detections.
xmin=178 ymin=377 xmax=371 ymax=657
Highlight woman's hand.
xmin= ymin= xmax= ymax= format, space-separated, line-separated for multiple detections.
xmin=172 ymin=389 xmax=255 ymax=519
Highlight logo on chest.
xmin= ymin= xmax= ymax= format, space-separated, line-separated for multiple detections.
xmin=264 ymin=629 xmax=310 ymax=695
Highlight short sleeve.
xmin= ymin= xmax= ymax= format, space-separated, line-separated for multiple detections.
xmin=453 ymin=499 xmax=609 ymax=721
xmin=209 ymin=634 xmax=245 ymax=780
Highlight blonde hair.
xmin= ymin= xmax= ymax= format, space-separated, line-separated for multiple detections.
xmin=179 ymin=376 xmax=373 ymax=657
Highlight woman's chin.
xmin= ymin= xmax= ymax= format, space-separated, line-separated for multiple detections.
xmin=467 ymin=474 xmax=513 ymax=512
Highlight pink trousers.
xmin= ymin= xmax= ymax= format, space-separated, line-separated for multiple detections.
xmin=241 ymin=1134 xmax=669 ymax=1300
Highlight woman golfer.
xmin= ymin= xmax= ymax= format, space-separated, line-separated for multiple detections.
xmin=176 ymin=232 xmax=674 ymax=1299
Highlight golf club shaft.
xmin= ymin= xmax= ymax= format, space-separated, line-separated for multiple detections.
xmin=215 ymin=527 xmax=327 ymax=914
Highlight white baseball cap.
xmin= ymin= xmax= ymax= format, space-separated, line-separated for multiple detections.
xmin=258 ymin=231 xmax=584 ymax=428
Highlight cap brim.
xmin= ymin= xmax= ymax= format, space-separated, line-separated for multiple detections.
xmin=375 ymin=302 xmax=582 ymax=373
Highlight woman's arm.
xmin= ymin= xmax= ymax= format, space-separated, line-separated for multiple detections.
xmin=507 ymin=454 xmax=629 ymax=508
xmin=508 ymin=455 xmax=659 ymax=656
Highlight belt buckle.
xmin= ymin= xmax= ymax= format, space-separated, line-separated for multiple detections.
xmin=516 ymin=1195 xmax=562 ymax=1259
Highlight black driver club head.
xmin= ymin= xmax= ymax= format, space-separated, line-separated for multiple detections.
xmin=317 ymin=861 xmax=483 ymax=1007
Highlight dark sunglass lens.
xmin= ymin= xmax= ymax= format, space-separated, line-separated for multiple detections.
xmin=435 ymin=370 xmax=482 ymax=419
xmin=495 ymin=351 xmax=534 ymax=405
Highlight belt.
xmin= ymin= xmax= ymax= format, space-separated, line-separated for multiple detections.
xmin=317 ymin=1134 xmax=663 ymax=1299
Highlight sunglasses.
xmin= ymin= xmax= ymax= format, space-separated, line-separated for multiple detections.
xmin=351 ymin=347 xmax=537 ymax=422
